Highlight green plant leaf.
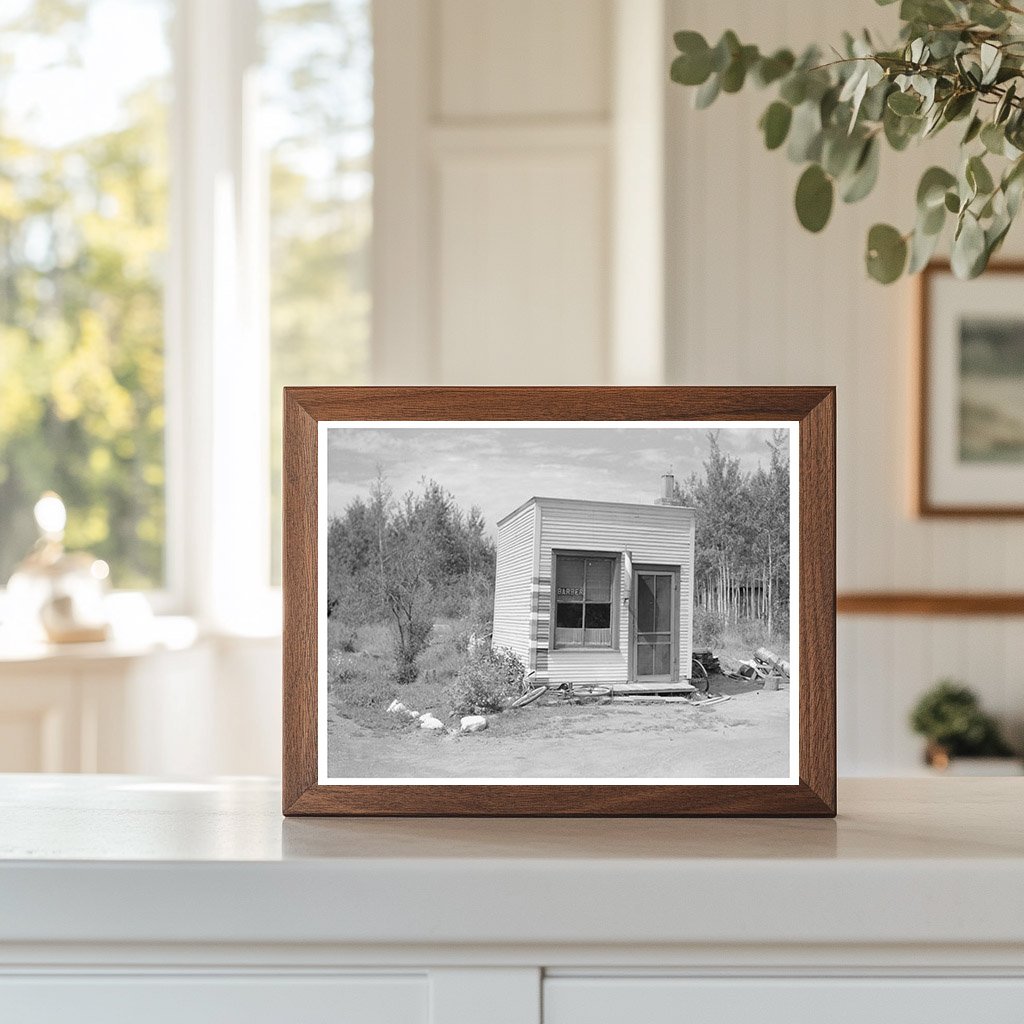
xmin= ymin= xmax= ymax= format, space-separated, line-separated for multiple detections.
xmin=962 ymin=115 xmax=983 ymax=145
xmin=795 ymin=164 xmax=834 ymax=232
xmin=787 ymin=101 xmax=823 ymax=162
xmin=908 ymin=221 xmax=942 ymax=273
xmin=842 ymin=137 xmax=880 ymax=203
xmin=694 ymin=73 xmax=721 ymax=109
xmin=779 ymin=74 xmax=807 ymax=106
xmin=710 ymin=30 xmax=740 ymax=73
xmin=951 ymin=212 xmax=987 ymax=278
xmin=970 ymin=2 xmax=1009 ymax=29
xmin=671 ymin=32 xmax=713 ymax=86
xmin=760 ymin=101 xmax=792 ymax=150
xmin=866 ymin=223 xmax=907 ymax=283
xmin=981 ymin=122 xmax=1005 ymax=155
xmin=754 ymin=49 xmax=795 ymax=87
xmin=944 ymin=190 xmax=960 ymax=213
xmin=917 ymin=166 xmax=957 ymax=210
xmin=888 ymin=90 xmax=921 ymax=115
xmin=967 ymin=154 xmax=995 ymax=196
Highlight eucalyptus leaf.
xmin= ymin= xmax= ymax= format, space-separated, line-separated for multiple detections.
xmin=694 ymin=73 xmax=721 ymax=109
xmin=981 ymin=121 xmax=1006 ymax=155
xmin=908 ymin=221 xmax=942 ymax=273
xmin=842 ymin=137 xmax=881 ymax=203
xmin=795 ymin=164 xmax=834 ymax=232
xmin=967 ymin=154 xmax=995 ymax=195
xmin=962 ymin=115 xmax=983 ymax=145
xmin=754 ymin=49 xmax=795 ymax=87
xmin=787 ymin=100 xmax=823 ymax=162
xmin=760 ymin=101 xmax=793 ymax=150
xmin=917 ymin=166 xmax=957 ymax=210
xmin=888 ymin=90 xmax=921 ymax=115
xmin=866 ymin=223 xmax=908 ymax=283
xmin=951 ymin=212 xmax=987 ymax=278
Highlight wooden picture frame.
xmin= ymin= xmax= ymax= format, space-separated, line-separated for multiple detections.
xmin=917 ymin=261 xmax=1024 ymax=517
xmin=283 ymin=387 xmax=836 ymax=817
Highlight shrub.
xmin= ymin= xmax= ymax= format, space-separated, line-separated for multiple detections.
xmin=449 ymin=646 xmax=526 ymax=716
xmin=692 ymin=607 xmax=725 ymax=648
xmin=392 ymin=616 xmax=433 ymax=686
xmin=910 ymin=681 xmax=1014 ymax=758
xmin=327 ymin=617 xmax=357 ymax=654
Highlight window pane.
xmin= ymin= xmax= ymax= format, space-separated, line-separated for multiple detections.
xmin=636 ymin=574 xmax=656 ymax=632
xmin=262 ymin=0 xmax=373 ymax=582
xmin=556 ymin=602 xmax=583 ymax=629
xmin=0 ymin=0 xmax=171 ymax=588
xmin=584 ymin=557 xmax=612 ymax=602
xmin=655 ymin=574 xmax=673 ymax=632
xmin=556 ymin=556 xmax=585 ymax=599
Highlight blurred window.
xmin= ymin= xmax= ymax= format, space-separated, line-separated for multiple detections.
xmin=0 ymin=0 xmax=172 ymax=589
xmin=262 ymin=0 xmax=372 ymax=582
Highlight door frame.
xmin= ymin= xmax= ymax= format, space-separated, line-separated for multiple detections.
xmin=628 ymin=564 xmax=680 ymax=683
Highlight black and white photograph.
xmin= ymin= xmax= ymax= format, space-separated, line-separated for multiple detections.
xmin=318 ymin=421 xmax=798 ymax=785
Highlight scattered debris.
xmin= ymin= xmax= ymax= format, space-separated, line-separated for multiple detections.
xmin=755 ymin=647 xmax=791 ymax=676
xmin=730 ymin=648 xmax=790 ymax=689
xmin=386 ymin=699 xmax=420 ymax=719
xmin=689 ymin=693 xmax=731 ymax=707
xmin=460 ymin=715 xmax=488 ymax=732
xmin=418 ymin=713 xmax=444 ymax=731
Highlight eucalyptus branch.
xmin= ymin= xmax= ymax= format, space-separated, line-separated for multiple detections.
xmin=670 ymin=0 xmax=1024 ymax=282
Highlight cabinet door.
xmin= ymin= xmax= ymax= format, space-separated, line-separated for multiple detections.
xmin=0 ymin=974 xmax=428 ymax=1024
xmin=544 ymin=977 xmax=1024 ymax=1024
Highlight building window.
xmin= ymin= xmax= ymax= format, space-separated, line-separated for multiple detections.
xmin=554 ymin=554 xmax=615 ymax=648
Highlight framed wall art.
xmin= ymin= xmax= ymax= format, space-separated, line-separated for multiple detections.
xmin=282 ymin=387 xmax=836 ymax=816
xmin=917 ymin=261 xmax=1024 ymax=517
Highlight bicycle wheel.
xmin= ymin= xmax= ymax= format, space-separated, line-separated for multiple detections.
xmin=690 ymin=657 xmax=710 ymax=693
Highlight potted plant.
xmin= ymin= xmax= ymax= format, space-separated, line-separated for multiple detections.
xmin=670 ymin=0 xmax=1024 ymax=283
xmin=909 ymin=680 xmax=1020 ymax=773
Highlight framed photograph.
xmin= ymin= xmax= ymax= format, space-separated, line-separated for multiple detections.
xmin=283 ymin=387 xmax=835 ymax=816
xmin=917 ymin=261 xmax=1024 ymax=516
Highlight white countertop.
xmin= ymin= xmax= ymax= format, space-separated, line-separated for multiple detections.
xmin=2 ymin=775 xmax=1023 ymax=950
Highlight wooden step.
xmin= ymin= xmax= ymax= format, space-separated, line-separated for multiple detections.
xmin=610 ymin=681 xmax=697 ymax=695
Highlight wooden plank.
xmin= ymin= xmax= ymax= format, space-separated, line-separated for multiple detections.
xmin=838 ymin=593 xmax=1024 ymax=616
xmin=610 ymin=682 xmax=696 ymax=695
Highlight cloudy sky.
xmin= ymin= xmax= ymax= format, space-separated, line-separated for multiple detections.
xmin=326 ymin=424 xmax=788 ymax=534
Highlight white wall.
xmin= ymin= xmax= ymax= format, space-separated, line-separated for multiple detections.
xmin=664 ymin=0 xmax=1024 ymax=771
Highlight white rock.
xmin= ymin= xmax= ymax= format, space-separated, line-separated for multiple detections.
xmin=460 ymin=715 xmax=487 ymax=733
xmin=419 ymin=714 xmax=444 ymax=731
xmin=387 ymin=700 xmax=419 ymax=719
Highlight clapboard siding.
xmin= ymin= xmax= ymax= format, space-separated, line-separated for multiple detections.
xmin=491 ymin=503 xmax=537 ymax=666
xmin=536 ymin=499 xmax=695 ymax=685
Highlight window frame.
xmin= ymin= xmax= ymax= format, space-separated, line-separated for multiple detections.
xmin=550 ymin=549 xmax=620 ymax=652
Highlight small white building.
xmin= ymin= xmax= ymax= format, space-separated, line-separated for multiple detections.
xmin=491 ymin=479 xmax=696 ymax=688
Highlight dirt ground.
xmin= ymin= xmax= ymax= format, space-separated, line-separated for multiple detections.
xmin=327 ymin=679 xmax=791 ymax=780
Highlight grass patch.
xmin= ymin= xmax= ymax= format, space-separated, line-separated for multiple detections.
xmin=328 ymin=617 xmax=524 ymax=729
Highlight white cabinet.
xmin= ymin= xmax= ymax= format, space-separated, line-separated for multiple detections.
xmin=544 ymin=977 xmax=1024 ymax=1024
xmin=1 ymin=975 xmax=428 ymax=1024
xmin=2 ymin=777 xmax=1023 ymax=1024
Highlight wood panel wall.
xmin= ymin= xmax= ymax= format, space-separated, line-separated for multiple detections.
xmin=665 ymin=0 xmax=1024 ymax=772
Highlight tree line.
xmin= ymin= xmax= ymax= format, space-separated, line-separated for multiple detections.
xmin=327 ymin=475 xmax=495 ymax=683
xmin=671 ymin=430 xmax=790 ymax=636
